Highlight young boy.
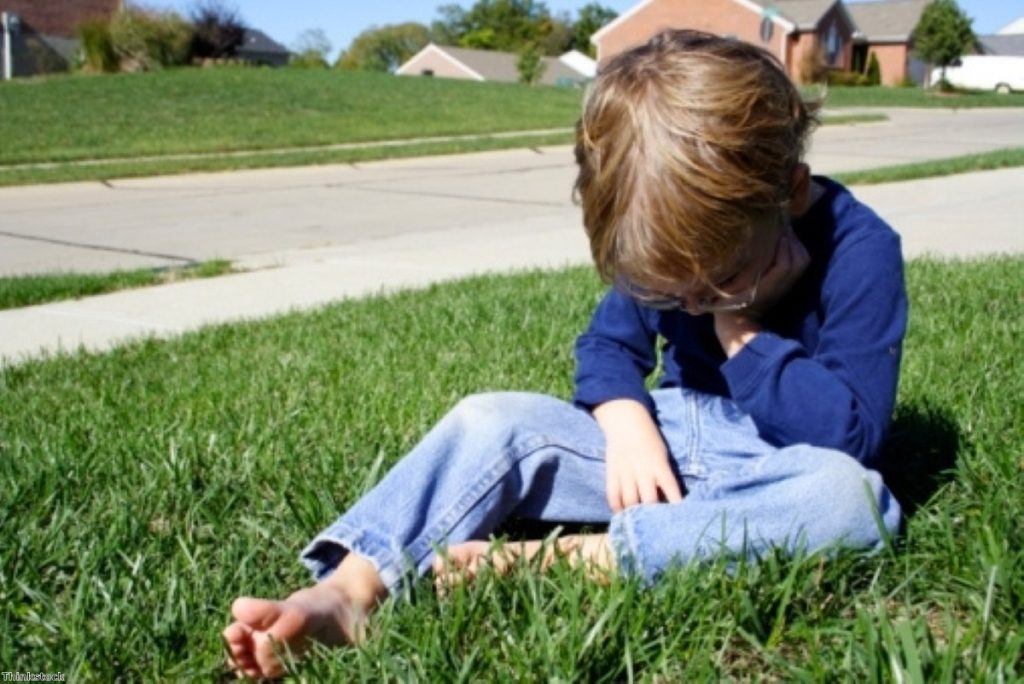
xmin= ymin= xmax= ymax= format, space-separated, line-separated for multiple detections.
xmin=224 ymin=29 xmax=906 ymax=678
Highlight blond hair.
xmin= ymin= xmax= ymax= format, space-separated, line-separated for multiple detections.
xmin=574 ymin=30 xmax=817 ymax=293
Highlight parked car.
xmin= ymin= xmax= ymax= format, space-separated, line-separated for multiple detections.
xmin=931 ymin=55 xmax=1024 ymax=93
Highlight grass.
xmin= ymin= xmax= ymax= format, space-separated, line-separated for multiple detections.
xmin=1 ymin=66 xmax=1020 ymax=186
xmin=834 ymin=147 xmax=1024 ymax=185
xmin=0 ymin=260 xmax=234 ymax=310
xmin=1 ymin=257 xmax=1021 ymax=680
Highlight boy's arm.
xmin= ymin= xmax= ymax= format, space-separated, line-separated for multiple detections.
xmin=717 ymin=228 xmax=907 ymax=464
xmin=575 ymin=291 xmax=682 ymax=510
xmin=593 ymin=399 xmax=683 ymax=512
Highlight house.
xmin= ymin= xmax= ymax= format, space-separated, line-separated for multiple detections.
xmin=236 ymin=28 xmax=290 ymax=67
xmin=591 ymin=0 xmax=931 ymax=85
xmin=977 ymin=34 xmax=1024 ymax=58
xmin=847 ymin=0 xmax=930 ymax=85
xmin=997 ymin=16 xmax=1024 ymax=35
xmin=396 ymin=43 xmax=594 ymax=86
xmin=1 ymin=0 xmax=122 ymax=77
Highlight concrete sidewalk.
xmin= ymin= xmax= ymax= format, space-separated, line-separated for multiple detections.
xmin=2 ymin=162 xmax=1023 ymax=366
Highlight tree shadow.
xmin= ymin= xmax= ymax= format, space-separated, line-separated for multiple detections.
xmin=873 ymin=402 xmax=961 ymax=517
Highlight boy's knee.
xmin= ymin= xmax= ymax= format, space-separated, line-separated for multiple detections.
xmin=789 ymin=447 xmax=900 ymax=547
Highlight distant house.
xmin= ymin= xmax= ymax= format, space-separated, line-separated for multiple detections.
xmin=590 ymin=0 xmax=931 ymax=85
xmin=997 ymin=16 xmax=1024 ymax=35
xmin=236 ymin=28 xmax=290 ymax=67
xmin=396 ymin=43 xmax=595 ymax=86
xmin=977 ymin=34 xmax=1024 ymax=57
xmin=1 ymin=0 xmax=122 ymax=77
xmin=847 ymin=0 xmax=930 ymax=85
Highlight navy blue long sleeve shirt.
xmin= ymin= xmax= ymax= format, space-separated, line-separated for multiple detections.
xmin=573 ymin=178 xmax=907 ymax=465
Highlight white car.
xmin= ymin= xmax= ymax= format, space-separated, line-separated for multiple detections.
xmin=932 ymin=55 xmax=1024 ymax=93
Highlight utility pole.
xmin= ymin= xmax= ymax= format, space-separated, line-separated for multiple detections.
xmin=1 ymin=11 xmax=17 ymax=80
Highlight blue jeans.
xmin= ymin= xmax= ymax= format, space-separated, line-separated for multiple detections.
xmin=301 ymin=390 xmax=900 ymax=589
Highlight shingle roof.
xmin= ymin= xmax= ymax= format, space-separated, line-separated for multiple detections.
xmin=437 ymin=45 xmax=590 ymax=86
xmin=846 ymin=0 xmax=930 ymax=41
xmin=0 ymin=0 xmax=121 ymax=37
xmin=978 ymin=34 xmax=1024 ymax=57
xmin=748 ymin=0 xmax=837 ymax=29
xmin=236 ymin=28 xmax=289 ymax=57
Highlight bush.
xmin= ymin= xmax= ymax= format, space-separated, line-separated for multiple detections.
xmin=78 ymin=20 xmax=119 ymax=73
xmin=799 ymin=38 xmax=828 ymax=84
xmin=827 ymin=70 xmax=870 ymax=87
xmin=866 ymin=52 xmax=881 ymax=86
xmin=189 ymin=0 xmax=246 ymax=60
xmin=108 ymin=8 xmax=193 ymax=71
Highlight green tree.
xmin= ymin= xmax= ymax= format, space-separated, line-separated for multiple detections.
xmin=335 ymin=22 xmax=431 ymax=72
xmin=572 ymin=3 xmax=617 ymax=57
xmin=516 ymin=43 xmax=547 ymax=84
xmin=913 ymin=0 xmax=975 ymax=86
xmin=433 ymin=0 xmax=556 ymax=53
xmin=866 ymin=51 xmax=881 ymax=85
xmin=291 ymin=28 xmax=332 ymax=68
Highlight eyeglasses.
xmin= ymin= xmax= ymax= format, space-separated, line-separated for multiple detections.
xmin=624 ymin=226 xmax=782 ymax=314
xmin=633 ymin=262 xmax=765 ymax=313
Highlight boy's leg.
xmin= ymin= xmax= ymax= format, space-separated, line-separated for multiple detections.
xmin=301 ymin=391 xmax=611 ymax=591
xmin=606 ymin=389 xmax=902 ymax=583
xmin=226 ymin=391 xmax=610 ymax=676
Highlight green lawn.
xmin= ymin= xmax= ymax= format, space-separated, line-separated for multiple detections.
xmin=2 ymin=68 xmax=1022 ymax=186
xmin=1 ymin=258 xmax=1020 ymax=680
xmin=0 ymin=260 xmax=233 ymax=310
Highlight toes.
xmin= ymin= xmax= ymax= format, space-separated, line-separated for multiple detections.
xmin=231 ymin=597 xmax=286 ymax=631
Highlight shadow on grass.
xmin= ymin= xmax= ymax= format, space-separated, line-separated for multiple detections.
xmin=874 ymin=402 xmax=960 ymax=517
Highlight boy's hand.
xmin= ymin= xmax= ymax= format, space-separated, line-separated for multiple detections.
xmin=714 ymin=226 xmax=810 ymax=357
xmin=593 ymin=399 xmax=684 ymax=512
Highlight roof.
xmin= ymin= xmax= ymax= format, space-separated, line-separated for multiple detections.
xmin=592 ymin=0 xmax=850 ymax=45
xmin=236 ymin=28 xmax=290 ymax=57
xmin=846 ymin=0 xmax=930 ymax=41
xmin=0 ymin=0 xmax=121 ymax=37
xmin=747 ymin=0 xmax=837 ymax=29
xmin=997 ymin=17 xmax=1024 ymax=35
xmin=977 ymin=34 xmax=1024 ymax=57
xmin=410 ymin=44 xmax=591 ymax=86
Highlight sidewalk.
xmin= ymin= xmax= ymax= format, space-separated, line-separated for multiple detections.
xmin=2 ymin=163 xmax=1023 ymax=366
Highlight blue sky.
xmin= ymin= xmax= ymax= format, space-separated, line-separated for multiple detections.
xmin=151 ymin=1 xmax=1021 ymax=61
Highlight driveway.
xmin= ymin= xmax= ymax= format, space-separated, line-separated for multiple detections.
xmin=1 ymin=107 xmax=1022 ymax=277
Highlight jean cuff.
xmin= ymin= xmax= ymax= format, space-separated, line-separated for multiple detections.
xmin=299 ymin=520 xmax=409 ymax=593
xmin=608 ymin=510 xmax=654 ymax=585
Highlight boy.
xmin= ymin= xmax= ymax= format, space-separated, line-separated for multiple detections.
xmin=224 ymin=29 xmax=905 ymax=679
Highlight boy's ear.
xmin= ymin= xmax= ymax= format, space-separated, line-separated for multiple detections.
xmin=787 ymin=163 xmax=812 ymax=218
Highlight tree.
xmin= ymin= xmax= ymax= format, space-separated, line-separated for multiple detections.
xmin=865 ymin=51 xmax=881 ymax=86
xmin=291 ymin=28 xmax=332 ymax=68
xmin=433 ymin=0 xmax=556 ymax=53
xmin=913 ymin=0 xmax=975 ymax=87
xmin=336 ymin=23 xmax=431 ymax=72
xmin=189 ymin=0 xmax=246 ymax=60
xmin=571 ymin=3 xmax=617 ymax=57
xmin=516 ymin=43 xmax=547 ymax=84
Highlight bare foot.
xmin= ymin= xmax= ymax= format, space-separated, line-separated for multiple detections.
xmin=433 ymin=534 xmax=616 ymax=592
xmin=223 ymin=584 xmax=364 ymax=679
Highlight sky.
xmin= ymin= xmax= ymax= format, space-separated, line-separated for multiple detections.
xmin=150 ymin=1 xmax=1023 ymax=62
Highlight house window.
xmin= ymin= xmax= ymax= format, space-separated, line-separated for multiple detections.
xmin=421 ymin=69 xmax=434 ymax=77
xmin=825 ymin=23 xmax=842 ymax=65
xmin=760 ymin=17 xmax=773 ymax=43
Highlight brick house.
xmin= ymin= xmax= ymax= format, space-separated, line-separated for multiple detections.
xmin=847 ymin=0 xmax=930 ymax=85
xmin=591 ymin=0 xmax=930 ymax=85
xmin=1 ymin=0 xmax=123 ymax=76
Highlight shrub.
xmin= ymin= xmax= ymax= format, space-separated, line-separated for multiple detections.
xmin=799 ymin=38 xmax=828 ymax=84
xmin=827 ymin=70 xmax=870 ymax=87
xmin=866 ymin=52 xmax=881 ymax=86
xmin=108 ymin=8 xmax=193 ymax=71
xmin=189 ymin=0 xmax=246 ymax=60
xmin=78 ymin=19 xmax=119 ymax=73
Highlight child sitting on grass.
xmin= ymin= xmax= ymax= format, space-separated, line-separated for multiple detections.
xmin=224 ymin=29 xmax=906 ymax=679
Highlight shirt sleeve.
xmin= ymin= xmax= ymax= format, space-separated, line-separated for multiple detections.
xmin=721 ymin=229 xmax=907 ymax=464
xmin=573 ymin=288 xmax=659 ymax=414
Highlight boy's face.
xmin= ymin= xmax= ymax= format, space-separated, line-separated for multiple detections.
xmin=638 ymin=219 xmax=784 ymax=315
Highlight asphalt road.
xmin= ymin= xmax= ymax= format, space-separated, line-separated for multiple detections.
xmin=1 ymin=107 xmax=1023 ymax=277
